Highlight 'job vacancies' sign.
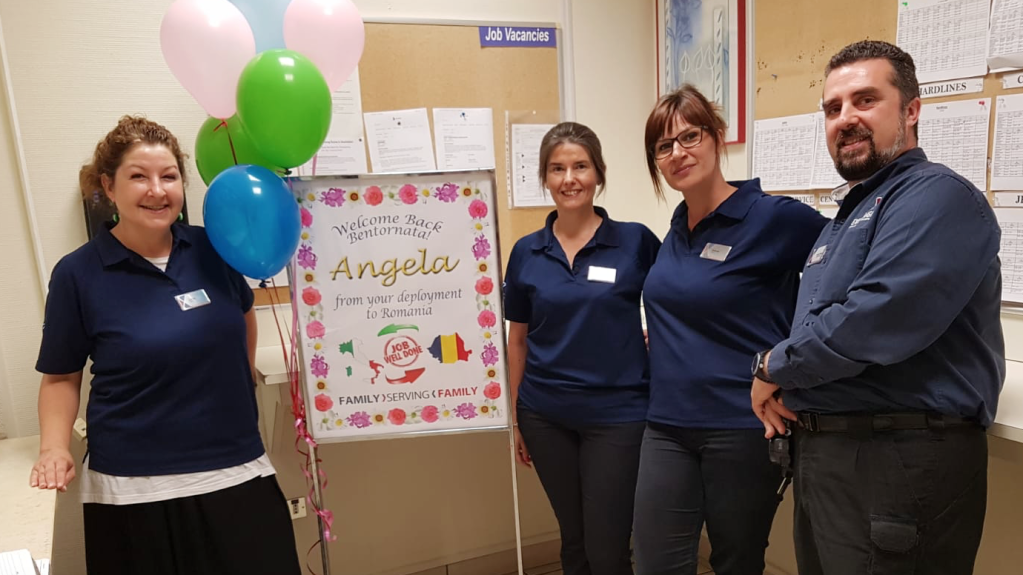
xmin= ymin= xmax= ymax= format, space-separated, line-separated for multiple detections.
xmin=479 ymin=26 xmax=556 ymax=48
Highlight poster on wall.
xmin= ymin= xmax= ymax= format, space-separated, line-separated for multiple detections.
xmin=291 ymin=171 xmax=509 ymax=441
xmin=657 ymin=0 xmax=747 ymax=143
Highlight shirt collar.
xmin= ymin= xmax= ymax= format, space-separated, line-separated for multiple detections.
xmin=836 ymin=148 xmax=928 ymax=208
xmin=94 ymin=222 xmax=192 ymax=268
xmin=530 ymin=206 xmax=619 ymax=250
xmin=670 ymin=179 xmax=762 ymax=230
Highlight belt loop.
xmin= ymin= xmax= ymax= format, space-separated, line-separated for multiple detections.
xmin=926 ymin=413 xmax=947 ymax=441
xmin=805 ymin=413 xmax=819 ymax=432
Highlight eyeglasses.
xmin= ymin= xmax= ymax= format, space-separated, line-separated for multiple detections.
xmin=652 ymin=127 xmax=707 ymax=159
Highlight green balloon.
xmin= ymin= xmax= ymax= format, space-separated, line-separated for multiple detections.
xmin=194 ymin=116 xmax=285 ymax=186
xmin=236 ymin=49 xmax=332 ymax=169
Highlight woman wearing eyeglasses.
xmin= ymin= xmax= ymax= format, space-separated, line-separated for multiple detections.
xmin=632 ymin=86 xmax=828 ymax=575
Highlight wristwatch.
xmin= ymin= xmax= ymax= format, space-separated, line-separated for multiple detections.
xmin=752 ymin=350 xmax=774 ymax=383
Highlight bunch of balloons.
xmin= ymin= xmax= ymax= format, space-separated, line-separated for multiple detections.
xmin=160 ymin=0 xmax=365 ymax=280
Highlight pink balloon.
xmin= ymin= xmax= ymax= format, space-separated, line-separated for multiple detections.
xmin=160 ymin=0 xmax=256 ymax=119
xmin=283 ymin=0 xmax=366 ymax=91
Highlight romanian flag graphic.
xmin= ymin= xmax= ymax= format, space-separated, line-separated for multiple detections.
xmin=428 ymin=333 xmax=472 ymax=363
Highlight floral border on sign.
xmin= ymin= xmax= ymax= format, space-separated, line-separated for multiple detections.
xmin=296 ymin=181 xmax=504 ymax=432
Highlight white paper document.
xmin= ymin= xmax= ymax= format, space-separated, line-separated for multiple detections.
xmin=809 ymin=112 xmax=845 ymax=190
xmin=364 ymin=108 xmax=437 ymax=173
xmin=988 ymin=0 xmax=1023 ymax=71
xmin=918 ymin=98 xmax=991 ymax=191
xmin=896 ymin=0 xmax=990 ymax=84
xmin=510 ymin=123 xmax=555 ymax=207
xmin=752 ymin=113 xmax=816 ymax=191
xmin=432 ymin=108 xmax=496 ymax=170
xmin=995 ymin=208 xmax=1023 ymax=303
xmin=0 ymin=549 xmax=36 ymax=575
xmin=296 ymin=69 xmax=368 ymax=176
xmin=992 ymin=94 xmax=1023 ymax=191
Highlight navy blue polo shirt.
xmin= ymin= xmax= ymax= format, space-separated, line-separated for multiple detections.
xmin=504 ymin=207 xmax=661 ymax=424
xmin=769 ymin=148 xmax=1005 ymax=427
xmin=36 ymin=223 xmax=265 ymax=476
xmin=644 ymin=179 xmax=828 ymax=428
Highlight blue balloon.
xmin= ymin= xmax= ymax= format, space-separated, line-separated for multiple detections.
xmin=204 ymin=165 xmax=300 ymax=280
xmin=228 ymin=0 xmax=290 ymax=53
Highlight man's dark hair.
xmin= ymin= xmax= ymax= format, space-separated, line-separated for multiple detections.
xmin=826 ymin=40 xmax=919 ymax=137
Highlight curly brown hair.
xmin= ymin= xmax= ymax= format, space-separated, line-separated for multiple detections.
xmin=79 ymin=115 xmax=188 ymax=199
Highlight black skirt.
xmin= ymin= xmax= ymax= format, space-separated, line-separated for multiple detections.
xmin=83 ymin=475 xmax=301 ymax=575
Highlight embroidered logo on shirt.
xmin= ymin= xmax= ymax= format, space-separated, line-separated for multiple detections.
xmin=849 ymin=208 xmax=875 ymax=229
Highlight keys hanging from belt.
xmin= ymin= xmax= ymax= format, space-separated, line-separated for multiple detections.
xmin=768 ymin=423 xmax=793 ymax=502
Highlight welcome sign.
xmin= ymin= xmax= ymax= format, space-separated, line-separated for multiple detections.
xmin=291 ymin=172 xmax=509 ymax=441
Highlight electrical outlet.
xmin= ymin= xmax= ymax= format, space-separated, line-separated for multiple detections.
xmin=288 ymin=497 xmax=306 ymax=520
xmin=72 ymin=418 xmax=88 ymax=440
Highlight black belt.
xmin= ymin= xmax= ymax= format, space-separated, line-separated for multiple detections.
xmin=796 ymin=412 xmax=979 ymax=433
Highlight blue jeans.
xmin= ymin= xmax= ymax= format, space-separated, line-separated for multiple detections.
xmin=633 ymin=423 xmax=782 ymax=575
xmin=517 ymin=407 xmax=645 ymax=575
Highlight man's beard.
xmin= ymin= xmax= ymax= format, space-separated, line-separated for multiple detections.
xmin=832 ymin=113 xmax=907 ymax=182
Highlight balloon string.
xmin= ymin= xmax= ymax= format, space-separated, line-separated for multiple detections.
xmin=221 ymin=118 xmax=240 ymax=166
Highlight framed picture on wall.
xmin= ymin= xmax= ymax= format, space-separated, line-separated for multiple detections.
xmin=656 ymin=0 xmax=747 ymax=144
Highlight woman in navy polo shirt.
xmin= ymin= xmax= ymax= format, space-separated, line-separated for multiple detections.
xmin=504 ymin=122 xmax=660 ymax=575
xmin=631 ymin=87 xmax=828 ymax=575
xmin=30 ymin=116 xmax=300 ymax=575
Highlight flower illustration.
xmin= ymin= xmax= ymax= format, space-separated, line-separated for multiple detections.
xmin=335 ymin=418 xmax=345 ymax=427
xmin=316 ymin=380 xmax=327 ymax=390
xmin=472 ymin=236 xmax=491 ymax=260
xmin=484 ymin=332 xmax=492 ymax=339
xmin=321 ymin=188 xmax=346 ymax=207
xmin=436 ymin=183 xmax=459 ymax=202
xmin=477 ymin=262 xmax=488 ymax=273
xmin=297 ymin=245 xmax=318 ymax=270
xmin=462 ymin=187 xmax=473 ymax=197
xmin=314 ymin=393 xmax=333 ymax=412
xmin=421 ymin=189 xmax=430 ymax=197
xmin=484 ymin=382 xmax=502 ymax=400
xmin=304 ymin=272 xmax=315 ymax=283
xmin=364 ymin=186 xmax=383 ymax=206
xmin=441 ymin=407 xmax=453 ymax=420
xmin=388 ymin=408 xmax=407 ymax=425
xmin=454 ymin=403 xmax=477 ymax=420
xmin=486 ymin=368 xmax=497 ymax=379
xmin=478 ymin=310 xmax=497 ymax=328
xmin=475 ymin=277 xmax=494 ymax=295
xmin=372 ymin=412 xmax=386 ymax=425
xmin=301 ymin=232 xmax=310 ymax=241
xmin=474 ymin=222 xmax=483 ymax=231
xmin=347 ymin=411 xmax=372 ymax=428
xmin=348 ymin=191 xmax=360 ymax=202
xmin=302 ymin=287 xmax=322 ymax=306
xmin=306 ymin=192 xmax=316 ymax=202
xmin=300 ymin=207 xmax=313 ymax=227
xmin=480 ymin=343 xmax=499 ymax=367
xmin=306 ymin=320 xmax=326 ymax=339
xmin=399 ymin=184 xmax=419 ymax=205
xmin=314 ymin=342 xmax=322 ymax=350
xmin=480 ymin=405 xmax=490 ymax=415
xmin=468 ymin=199 xmax=488 ymax=219
xmin=421 ymin=405 xmax=439 ymax=423
xmin=310 ymin=355 xmax=329 ymax=378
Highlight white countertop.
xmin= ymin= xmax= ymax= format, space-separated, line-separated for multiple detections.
xmin=0 ymin=435 xmax=56 ymax=559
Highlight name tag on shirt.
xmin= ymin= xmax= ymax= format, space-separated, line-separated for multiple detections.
xmin=807 ymin=245 xmax=827 ymax=267
xmin=700 ymin=243 xmax=732 ymax=262
xmin=175 ymin=289 xmax=211 ymax=311
xmin=587 ymin=266 xmax=617 ymax=283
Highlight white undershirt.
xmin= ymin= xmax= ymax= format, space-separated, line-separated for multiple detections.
xmin=77 ymin=254 xmax=276 ymax=506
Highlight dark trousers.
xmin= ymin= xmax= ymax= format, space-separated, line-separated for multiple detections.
xmin=84 ymin=475 xmax=301 ymax=575
xmin=633 ymin=423 xmax=782 ymax=575
xmin=792 ymin=424 xmax=988 ymax=575
xmin=517 ymin=407 xmax=645 ymax=575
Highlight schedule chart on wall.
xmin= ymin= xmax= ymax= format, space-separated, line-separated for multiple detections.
xmin=809 ymin=112 xmax=845 ymax=190
xmin=752 ymin=113 xmax=816 ymax=191
xmin=917 ymin=98 xmax=991 ymax=191
xmin=995 ymin=208 xmax=1023 ymax=303
xmin=988 ymin=0 xmax=1023 ymax=71
xmin=896 ymin=0 xmax=990 ymax=84
xmin=992 ymin=94 xmax=1023 ymax=191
